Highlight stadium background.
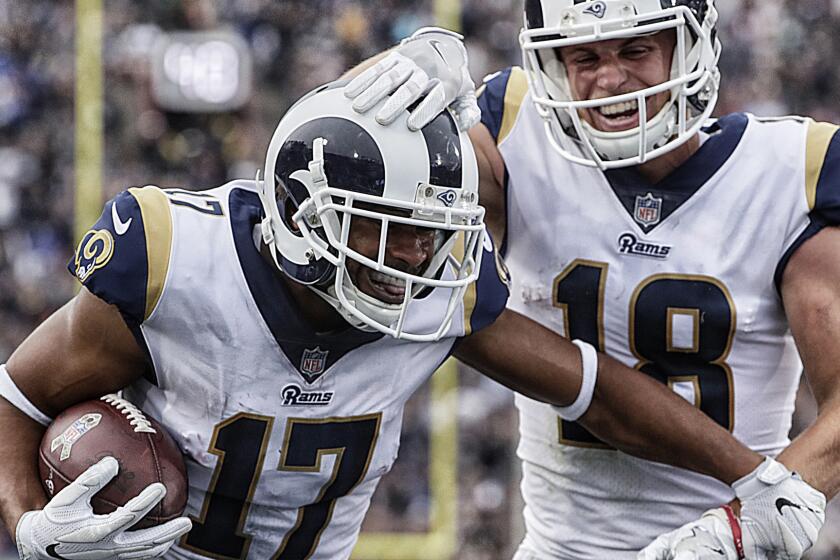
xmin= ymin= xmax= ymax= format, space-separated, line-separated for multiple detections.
xmin=1 ymin=0 xmax=839 ymax=558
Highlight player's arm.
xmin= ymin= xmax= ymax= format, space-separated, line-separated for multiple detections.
xmin=469 ymin=122 xmax=507 ymax=245
xmin=454 ymin=309 xmax=763 ymax=484
xmin=0 ymin=188 xmax=192 ymax=559
xmin=0 ymin=288 xmax=147 ymax=532
xmin=0 ymin=290 xmax=189 ymax=560
xmin=779 ymin=225 xmax=840 ymax=497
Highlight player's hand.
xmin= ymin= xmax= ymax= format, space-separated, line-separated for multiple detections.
xmin=733 ymin=457 xmax=825 ymax=559
xmin=638 ymin=457 xmax=825 ymax=560
xmin=344 ymin=27 xmax=480 ymax=131
xmin=16 ymin=457 xmax=192 ymax=560
xmin=637 ymin=507 xmax=747 ymax=560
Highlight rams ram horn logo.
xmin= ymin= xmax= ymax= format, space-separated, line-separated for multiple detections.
xmin=583 ymin=1 xmax=608 ymax=18
xmin=74 ymin=229 xmax=115 ymax=282
xmin=436 ymin=190 xmax=458 ymax=207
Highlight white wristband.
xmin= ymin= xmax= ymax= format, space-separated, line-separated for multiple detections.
xmin=552 ymin=340 xmax=598 ymax=421
xmin=0 ymin=364 xmax=52 ymax=426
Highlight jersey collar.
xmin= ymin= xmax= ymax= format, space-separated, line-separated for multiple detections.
xmin=603 ymin=113 xmax=749 ymax=234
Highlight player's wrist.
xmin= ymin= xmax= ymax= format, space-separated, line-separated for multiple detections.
xmin=551 ymin=340 xmax=598 ymax=421
xmin=15 ymin=510 xmax=38 ymax=559
xmin=1 ymin=492 xmax=44 ymax=541
xmin=732 ymin=456 xmax=826 ymax=558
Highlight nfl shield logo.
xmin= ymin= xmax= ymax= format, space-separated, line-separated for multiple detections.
xmin=300 ymin=347 xmax=329 ymax=382
xmin=634 ymin=193 xmax=663 ymax=227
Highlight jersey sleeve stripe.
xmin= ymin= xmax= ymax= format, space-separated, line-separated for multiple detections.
xmin=452 ymin=232 xmax=478 ymax=336
xmin=805 ymin=120 xmax=840 ymax=211
xmin=128 ymin=187 xmax=173 ymax=320
xmin=497 ymin=67 xmax=529 ymax=145
xmin=461 ymin=234 xmax=510 ymax=336
xmin=478 ymin=68 xmax=512 ymax=142
xmin=463 ymin=285 xmax=478 ymax=337
xmin=477 ymin=67 xmax=529 ymax=145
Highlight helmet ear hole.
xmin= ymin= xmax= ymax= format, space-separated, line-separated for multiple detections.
xmin=275 ymin=181 xmax=303 ymax=235
xmin=282 ymin=197 xmax=301 ymax=235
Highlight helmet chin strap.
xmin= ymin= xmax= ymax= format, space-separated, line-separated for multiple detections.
xmin=307 ymin=284 xmax=376 ymax=331
xmin=307 ymin=275 xmax=404 ymax=333
xmin=581 ymin=98 xmax=678 ymax=163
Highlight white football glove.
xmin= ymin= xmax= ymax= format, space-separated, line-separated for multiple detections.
xmin=734 ymin=457 xmax=825 ymax=559
xmin=344 ymin=27 xmax=480 ymax=131
xmin=16 ymin=457 xmax=192 ymax=560
xmin=638 ymin=507 xmax=747 ymax=560
xmin=638 ymin=458 xmax=826 ymax=560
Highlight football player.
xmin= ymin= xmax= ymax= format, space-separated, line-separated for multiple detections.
xmin=344 ymin=1 xmax=839 ymax=558
xmin=0 ymin=81 xmax=798 ymax=560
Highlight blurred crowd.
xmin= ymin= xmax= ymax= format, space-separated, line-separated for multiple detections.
xmin=1 ymin=0 xmax=839 ymax=558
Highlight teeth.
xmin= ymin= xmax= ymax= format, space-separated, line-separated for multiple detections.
xmin=598 ymin=99 xmax=638 ymax=116
xmin=370 ymin=271 xmax=406 ymax=288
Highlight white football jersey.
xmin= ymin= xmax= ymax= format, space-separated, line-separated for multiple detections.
xmin=71 ymin=180 xmax=508 ymax=559
xmin=478 ymin=67 xmax=840 ymax=559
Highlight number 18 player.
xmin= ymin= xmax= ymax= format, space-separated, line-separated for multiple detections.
xmin=345 ymin=0 xmax=839 ymax=558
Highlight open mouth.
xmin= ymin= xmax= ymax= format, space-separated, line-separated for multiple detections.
xmin=364 ymin=269 xmax=407 ymax=304
xmin=589 ymin=98 xmax=641 ymax=131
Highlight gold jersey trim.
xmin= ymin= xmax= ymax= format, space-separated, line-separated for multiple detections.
xmin=128 ymin=186 xmax=173 ymax=320
xmin=498 ymin=67 xmax=529 ymax=146
xmin=451 ymin=232 xmax=477 ymax=336
xmin=805 ymin=120 xmax=840 ymax=211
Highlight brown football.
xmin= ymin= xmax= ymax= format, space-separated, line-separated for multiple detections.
xmin=38 ymin=394 xmax=188 ymax=528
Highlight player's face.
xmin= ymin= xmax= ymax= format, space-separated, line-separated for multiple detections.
xmin=345 ymin=203 xmax=437 ymax=305
xmin=559 ymin=30 xmax=676 ymax=133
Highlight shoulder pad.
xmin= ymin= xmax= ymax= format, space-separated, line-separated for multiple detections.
xmin=477 ymin=66 xmax=529 ymax=145
xmin=461 ymin=232 xmax=510 ymax=336
xmin=69 ymin=186 xmax=173 ymax=324
xmin=805 ymin=120 xmax=840 ymax=218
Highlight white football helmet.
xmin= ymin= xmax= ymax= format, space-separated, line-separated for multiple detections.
xmin=258 ymin=83 xmax=485 ymax=341
xmin=520 ymin=0 xmax=721 ymax=169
